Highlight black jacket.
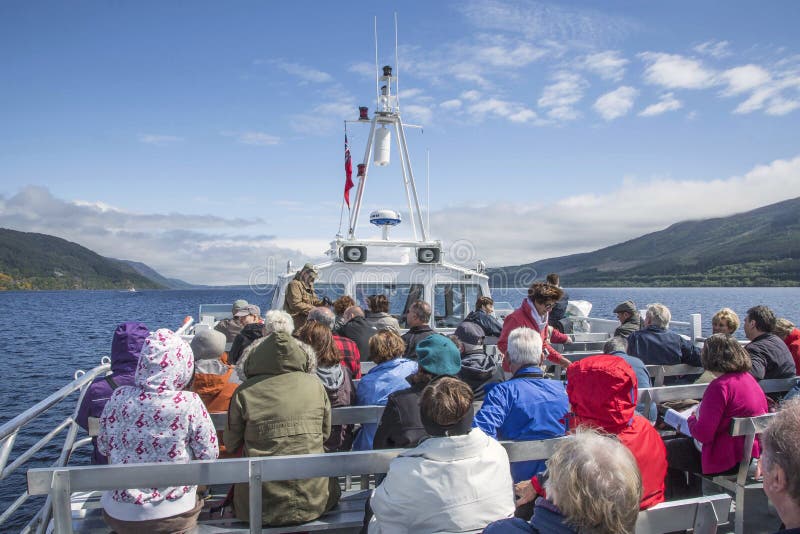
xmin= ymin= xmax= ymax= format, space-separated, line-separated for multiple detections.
xmin=401 ymin=325 xmax=435 ymax=359
xmin=463 ymin=310 xmax=503 ymax=337
xmin=458 ymin=350 xmax=505 ymax=401
xmin=548 ymin=292 xmax=570 ymax=332
xmin=339 ymin=316 xmax=378 ymax=362
xmin=372 ymin=380 xmax=428 ymax=450
xmin=746 ymin=333 xmax=797 ymax=380
xmin=228 ymin=323 xmax=266 ymax=365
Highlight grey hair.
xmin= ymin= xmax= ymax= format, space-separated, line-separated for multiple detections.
xmin=762 ymin=399 xmax=800 ymax=506
xmin=546 ymin=428 xmax=642 ymax=534
xmin=307 ymin=306 xmax=335 ymax=330
xmin=603 ymin=336 xmax=628 ymax=354
xmin=506 ymin=327 xmax=543 ymax=367
xmin=344 ymin=306 xmax=365 ymax=321
xmin=264 ymin=310 xmax=294 ymax=335
xmin=646 ymin=303 xmax=671 ymax=329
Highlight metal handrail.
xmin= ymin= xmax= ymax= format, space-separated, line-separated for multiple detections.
xmin=0 ymin=361 xmax=110 ymax=533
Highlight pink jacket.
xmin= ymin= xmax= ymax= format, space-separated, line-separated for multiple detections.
xmin=687 ymin=372 xmax=768 ymax=474
xmin=497 ymin=299 xmax=569 ymax=372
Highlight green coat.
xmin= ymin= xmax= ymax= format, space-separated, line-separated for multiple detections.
xmin=224 ymin=332 xmax=340 ymax=526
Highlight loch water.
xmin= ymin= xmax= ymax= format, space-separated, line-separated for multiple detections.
xmin=1 ymin=286 xmax=798 ymax=529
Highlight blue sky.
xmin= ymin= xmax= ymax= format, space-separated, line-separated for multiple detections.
xmin=2 ymin=1 xmax=800 ymax=284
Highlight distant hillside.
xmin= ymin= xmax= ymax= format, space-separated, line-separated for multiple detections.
xmin=115 ymin=259 xmax=198 ymax=289
xmin=489 ymin=197 xmax=800 ymax=287
xmin=0 ymin=228 xmax=164 ymax=290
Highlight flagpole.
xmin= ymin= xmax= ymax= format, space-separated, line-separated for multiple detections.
xmin=338 ymin=121 xmax=350 ymax=237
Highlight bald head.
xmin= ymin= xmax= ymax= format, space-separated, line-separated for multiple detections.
xmin=308 ymin=306 xmax=335 ymax=330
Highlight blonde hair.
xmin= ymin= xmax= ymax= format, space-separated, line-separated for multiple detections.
xmin=546 ymin=428 xmax=642 ymax=534
xmin=712 ymin=308 xmax=740 ymax=334
xmin=368 ymin=330 xmax=406 ymax=364
xmin=774 ymin=318 xmax=796 ymax=338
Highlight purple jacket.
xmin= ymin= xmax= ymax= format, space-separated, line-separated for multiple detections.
xmin=76 ymin=322 xmax=148 ymax=464
xmin=687 ymin=371 xmax=768 ymax=474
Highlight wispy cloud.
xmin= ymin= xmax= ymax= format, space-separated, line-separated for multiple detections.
xmin=639 ymin=92 xmax=683 ymax=117
xmin=639 ymin=52 xmax=716 ymax=89
xmin=440 ymin=99 xmax=462 ymax=110
xmin=693 ymin=39 xmax=732 ymax=59
xmin=579 ymin=50 xmax=629 ymax=81
xmin=263 ymin=59 xmax=333 ymax=83
xmin=221 ymin=130 xmax=280 ymax=146
xmin=719 ymin=65 xmax=772 ymax=95
xmin=138 ymin=134 xmax=184 ymax=146
xmin=466 ymin=97 xmax=539 ymax=123
xmin=538 ymin=71 xmax=588 ymax=121
xmin=593 ymin=86 xmax=638 ymax=120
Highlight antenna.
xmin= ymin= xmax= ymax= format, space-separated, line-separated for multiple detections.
xmin=374 ymin=17 xmax=380 ymax=105
xmin=394 ymin=12 xmax=400 ymax=111
xmin=426 ymin=148 xmax=430 ymax=235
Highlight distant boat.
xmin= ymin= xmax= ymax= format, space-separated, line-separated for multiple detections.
xmin=128 ymin=286 xmax=136 ymax=292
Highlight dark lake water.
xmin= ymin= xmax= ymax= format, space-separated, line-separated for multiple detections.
xmin=1 ymin=286 xmax=798 ymax=530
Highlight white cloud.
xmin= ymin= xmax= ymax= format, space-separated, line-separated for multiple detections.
xmin=639 ymin=52 xmax=716 ymax=89
xmin=440 ymin=99 xmax=462 ymax=110
xmin=580 ymin=51 xmax=628 ymax=81
xmin=270 ymin=59 xmax=332 ymax=83
xmin=222 ymin=131 xmax=280 ymax=146
xmin=538 ymin=71 xmax=588 ymax=120
xmin=348 ymin=61 xmax=375 ymax=78
xmin=693 ymin=40 xmax=732 ymax=59
xmin=475 ymin=42 xmax=547 ymax=68
xmin=428 ymin=155 xmax=800 ymax=266
xmin=639 ymin=92 xmax=683 ymax=117
xmin=593 ymin=86 xmax=638 ymax=120
xmin=720 ymin=64 xmax=772 ymax=95
xmin=138 ymin=134 xmax=184 ymax=146
xmin=730 ymin=70 xmax=800 ymax=116
xmin=403 ymin=104 xmax=434 ymax=124
xmin=462 ymin=90 xmax=482 ymax=101
xmin=0 ymin=186 xmax=314 ymax=285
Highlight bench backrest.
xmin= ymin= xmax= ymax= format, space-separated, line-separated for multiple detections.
xmin=646 ymin=364 xmax=705 ymax=386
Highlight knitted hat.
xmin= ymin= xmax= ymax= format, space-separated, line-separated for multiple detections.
xmin=454 ymin=321 xmax=485 ymax=352
xmin=613 ymin=300 xmax=637 ymax=315
xmin=416 ymin=335 xmax=461 ymax=376
xmin=190 ymin=329 xmax=226 ymax=360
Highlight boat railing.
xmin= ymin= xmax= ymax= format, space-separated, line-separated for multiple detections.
xmin=0 ymin=360 xmax=111 ymax=533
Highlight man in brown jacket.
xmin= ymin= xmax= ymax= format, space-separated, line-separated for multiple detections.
xmin=285 ymin=263 xmax=324 ymax=329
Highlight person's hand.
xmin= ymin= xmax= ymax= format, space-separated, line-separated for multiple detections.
xmin=514 ymin=480 xmax=538 ymax=507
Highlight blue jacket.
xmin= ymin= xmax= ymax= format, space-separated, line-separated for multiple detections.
xmin=627 ymin=325 xmax=702 ymax=368
xmin=608 ymin=350 xmax=657 ymax=422
xmin=352 ymin=357 xmax=418 ymax=450
xmin=473 ymin=365 xmax=568 ymax=481
xmin=484 ymin=498 xmax=577 ymax=534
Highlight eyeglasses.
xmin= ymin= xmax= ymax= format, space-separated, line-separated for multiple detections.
xmin=544 ymin=302 xmax=556 ymax=309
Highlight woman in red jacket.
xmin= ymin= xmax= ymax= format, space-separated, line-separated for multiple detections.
xmin=497 ymin=283 xmax=573 ymax=372
xmin=514 ymin=355 xmax=667 ymax=515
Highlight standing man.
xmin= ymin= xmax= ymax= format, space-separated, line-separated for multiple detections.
xmin=744 ymin=305 xmax=796 ymax=380
xmin=285 ymin=263 xmax=325 ymax=330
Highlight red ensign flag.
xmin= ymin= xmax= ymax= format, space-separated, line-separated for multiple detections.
xmin=344 ymin=134 xmax=354 ymax=208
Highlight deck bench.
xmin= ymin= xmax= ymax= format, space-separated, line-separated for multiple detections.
xmin=645 ymin=364 xmax=705 ymax=386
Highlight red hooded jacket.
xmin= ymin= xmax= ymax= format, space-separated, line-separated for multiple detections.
xmin=784 ymin=328 xmax=800 ymax=371
xmin=497 ymin=299 xmax=569 ymax=372
xmin=531 ymin=355 xmax=667 ymax=509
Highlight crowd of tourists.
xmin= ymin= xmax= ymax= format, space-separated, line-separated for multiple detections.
xmin=75 ymin=268 xmax=800 ymax=533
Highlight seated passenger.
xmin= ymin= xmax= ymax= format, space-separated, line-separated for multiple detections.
xmin=498 ymin=283 xmax=573 ymax=371
xmin=603 ymin=336 xmax=656 ymax=421
xmin=227 ymin=304 xmax=264 ymax=365
xmin=339 ymin=306 xmax=378 ymax=363
xmin=461 ymin=296 xmax=503 ymax=337
xmin=515 ymin=355 xmax=666 ymax=514
xmin=401 ymin=300 xmax=436 ymax=358
xmin=234 ymin=309 xmax=294 ymax=381
xmin=627 ymin=303 xmax=702 ymax=376
xmin=76 ymin=321 xmax=149 ymax=465
xmin=761 ymin=399 xmax=800 ymax=534
xmin=712 ymin=307 xmax=740 ymax=335
xmin=454 ymin=321 xmax=504 ymax=401
xmin=484 ymin=429 xmax=642 ymax=534
xmin=545 ymin=273 xmax=569 ymax=333
xmin=373 ymin=335 xmax=462 ymax=449
xmin=191 ymin=329 xmax=240 ymax=413
xmin=214 ymin=299 xmax=248 ymax=343
xmin=365 ymin=294 xmax=401 ymax=333
xmin=745 ymin=305 xmax=796 ymax=380
xmin=296 ymin=321 xmax=356 ymax=452
xmin=352 ymin=330 xmax=418 ymax=451
xmin=473 ymin=327 xmax=569 ymax=483
xmin=225 ymin=331 xmax=340 ymax=526
xmin=308 ymin=306 xmax=362 ymax=378
xmin=613 ymin=300 xmax=641 ymax=338
xmin=368 ymin=378 xmax=515 ymax=532
xmin=663 ymin=334 xmax=768 ymax=498
xmin=332 ymin=295 xmax=356 ymax=333
xmin=774 ymin=317 xmax=800 ymax=375
xmin=98 ymin=329 xmax=218 ymax=533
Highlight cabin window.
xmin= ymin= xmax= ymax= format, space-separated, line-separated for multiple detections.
xmin=355 ymin=283 xmax=424 ymax=327
xmin=314 ymin=283 xmax=346 ymax=303
xmin=433 ymin=283 xmax=483 ymax=329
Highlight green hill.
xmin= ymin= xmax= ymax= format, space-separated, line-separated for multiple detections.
xmin=0 ymin=228 xmax=165 ymax=290
xmin=489 ymin=197 xmax=800 ymax=287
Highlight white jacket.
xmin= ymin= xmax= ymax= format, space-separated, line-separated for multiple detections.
xmin=369 ymin=427 xmax=515 ymax=534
